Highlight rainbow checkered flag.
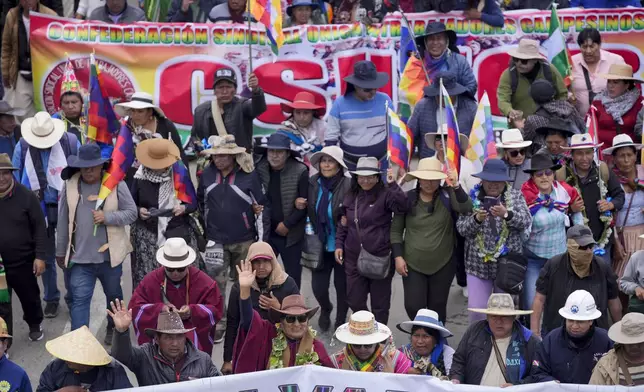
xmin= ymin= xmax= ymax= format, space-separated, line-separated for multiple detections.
xmin=386 ymin=107 xmax=413 ymax=171
xmin=441 ymin=80 xmax=461 ymax=177
xmin=466 ymin=92 xmax=497 ymax=172
xmin=96 ymin=121 xmax=134 ymax=210
xmin=249 ymin=0 xmax=283 ymax=55
xmin=172 ymin=161 xmax=196 ymax=204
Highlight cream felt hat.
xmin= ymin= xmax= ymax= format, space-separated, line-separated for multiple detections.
xmin=156 ymin=237 xmax=196 ymax=268
xmin=334 ymin=311 xmax=392 ymax=345
xmin=469 ymin=293 xmax=533 ymax=316
xmin=21 ymin=111 xmax=66 ymax=149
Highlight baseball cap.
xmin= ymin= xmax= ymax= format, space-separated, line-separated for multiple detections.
xmin=213 ymin=68 xmax=237 ymax=88
xmin=567 ymin=225 xmax=596 ymax=247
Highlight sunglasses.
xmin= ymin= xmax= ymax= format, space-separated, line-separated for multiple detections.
xmin=534 ymin=169 xmax=553 ymax=177
xmin=283 ymin=315 xmax=308 ymax=324
xmin=352 ymin=344 xmax=375 ymax=349
xmin=509 ymin=149 xmax=526 ymax=158
xmin=165 ymin=267 xmax=186 ymax=273
xmin=514 ymin=58 xmax=531 ymax=65
xmin=578 ymin=244 xmax=593 ymax=251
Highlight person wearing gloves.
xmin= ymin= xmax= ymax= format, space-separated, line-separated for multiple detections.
xmin=532 ymin=290 xmax=613 ymax=384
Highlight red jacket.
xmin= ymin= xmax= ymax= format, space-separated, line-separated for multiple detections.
xmin=592 ymin=97 xmax=643 ymax=152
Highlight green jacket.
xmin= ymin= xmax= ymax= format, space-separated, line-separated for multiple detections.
xmin=497 ymin=63 xmax=567 ymax=117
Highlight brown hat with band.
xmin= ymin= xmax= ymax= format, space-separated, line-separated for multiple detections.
xmin=269 ymin=294 xmax=319 ymax=322
xmin=145 ymin=311 xmax=196 ymax=338
xmin=136 ymin=138 xmax=180 ymax=170
xmin=0 ymin=154 xmax=17 ymax=171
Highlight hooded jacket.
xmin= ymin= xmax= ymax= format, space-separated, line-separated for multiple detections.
xmin=37 ymin=359 xmax=131 ymax=392
xmin=223 ymin=242 xmax=299 ymax=362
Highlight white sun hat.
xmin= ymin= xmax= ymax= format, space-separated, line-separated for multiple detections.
xmin=561 ymin=133 xmax=603 ymax=150
xmin=155 ymin=237 xmax=196 ymax=269
xmin=334 ymin=311 xmax=391 ymax=345
xmin=21 ymin=111 xmax=66 ymax=149
xmin=115 ymin=92 xmax=166 ymax=118
xmin=496 ymin=128 xmax=532 ymax=149
xmin=558 ymin=290 xmax=602 ymax=321
xmin=396 ymin=309 xmax=452 ymax=338
xmin=603 ymin=134 xmax=644 ymax=156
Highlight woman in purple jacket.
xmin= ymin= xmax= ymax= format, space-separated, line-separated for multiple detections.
xmin=334 ymin=157 xmax=408 ymax=324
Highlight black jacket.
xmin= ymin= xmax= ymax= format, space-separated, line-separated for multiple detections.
xmin=533 ymin=326 xmax=613 ymax=384
xmin=197 ymin=164 xmax=270 ymax=244
xmin=307 ymin=173 xmax=350 ymax=231
xmin=0 ymin=182 xmax=47 ymax=266
xmin=450 ymin=320 xmax=540 ymax=385
xmin=190 ymin=90 xmax=267 ymax=152
xmin=37 ymin=359 xmax=132 ymax=391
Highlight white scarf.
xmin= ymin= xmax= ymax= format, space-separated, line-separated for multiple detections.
xmin=24 ymin=142 xmax=66 ymax=192
xmin=134 ymin=166 xmax=176 ymax=247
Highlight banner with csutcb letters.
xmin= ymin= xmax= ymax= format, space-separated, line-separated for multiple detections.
xmin=110 ymin=365 xmax=638 ymax=391
xmin=29 ymin=8 xmax=644 ymax=145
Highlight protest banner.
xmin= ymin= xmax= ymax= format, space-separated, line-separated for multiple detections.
xmin=31 ymin=8 xmax=644 ymax=145
xmin=111 ymin=364 xmax=634 ymax=391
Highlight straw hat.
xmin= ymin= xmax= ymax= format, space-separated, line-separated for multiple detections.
xmin=156 ymin=237 xmax=196 ymax=269
xmin=0 ymin=317 xmax=11 ymax=338
xmin=115 ymin=92 xmax=166 ymax=118
xmin=136 ymin=138 xmax=180 ymax=170
xmin=335 ymin=311 xmax=392 ymax=345
xmin=309 ymin=145 xmax=347 ymax=170
xmin=598 ymin=63 xmax=644 ymax=83
xmin=21 ymin=111 xmax=66 ymax=149
xmin=46 ymin=326 xmax=112 ymax=366
xmin=396 ymin=309 xmax=452 ymax=338
xmin=603 ymin=134 xmax=644 ymax=156
xmin=350 ymin=157 xmax=382 ymax=176
xmin=403 ymin=158 xmax=447 ymax=182
xmin=469 ymin=293 xmax=533 ymax=316
xmin=507 ymin=38 xmax=545 ymax=60
xmin=608 ymin=312 xmax=644 ymax=345
xmin=145 ymin=311 xmax=196 ymax=338
xmin=561 ymin=133 xmax=603 ymax=150
xmin=496 ymin=128 xmax=532 ymax=149
xmin=424 ymin=124 xmax=469 ymax=153
xmin=203 ymin=135 xmax=247 ymax=156
xmin=269 ymin=294 xmax=319 ymax=322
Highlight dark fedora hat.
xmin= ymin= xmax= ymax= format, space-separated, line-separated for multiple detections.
xmin=415 ymin=21 xmax=457 ymax=52
xmin=423 ymin=71 xmax=468 ymax=97
xmin=61 ymin=143 xmax=110 ymax=180
xmin=534 ymin=118 xmax=576 ymax=138
xmin=256 ymin=132 xmax=300 ymax=156
xmin=472 ymin=158 xmax=512 ymax=182
xmin=343 ymin=60 xmax=388 ymax=90
xmin=523 ymin=153 xmax=561 ymax=173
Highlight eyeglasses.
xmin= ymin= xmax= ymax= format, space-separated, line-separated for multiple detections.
xmin=514 ymin=58 xmax=531 ymax=65
xmin=165 ymin=267 xmax=186 ymax=273
xmin=578 ymin=244 xmax=593 ymax=251
xmin=283 ymin=315 xmax=308 ymax=324
xmin=352 ymin=344 xmax=375 ymax=349
xmin=509 ymin=149 xmax=526 ymax=158
xmin=534 ymin=169 xmax=553 ymax=177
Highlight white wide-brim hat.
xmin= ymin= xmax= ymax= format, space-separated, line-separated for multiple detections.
xmin=561 ymin=133 xmax=603 ymax=150
xmin=608 ymin=313 xmax=644 ymax=345
xmin=335 ymin=310 xmax=392 ymax=345
xmin=507 ymin=38 xmax=546 ymax=60
xmin=350 ymin=156 xmax=382 ymax=176
xmin=396 ymin=309 xmax=452 ymax=338
xmin=469 ymin=293 xmax=533 ymax=316
xmin=603 ymin=134 xmax=644 ymax=155
xmin=310 ymin=145 xmax=348 ymax=170
xmin=156 ymin=237 xmax=196 ymax=268
xmin=496 ymin=128 xmax=532 ymax=149
xmin=21 ymin=111 xmax=66 ymax=149
xmin=424 ymin=124 xmax=469 ymax=153
xmin=115 ymin=92 xmax=166 ymax=118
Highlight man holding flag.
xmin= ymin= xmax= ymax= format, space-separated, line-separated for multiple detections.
xmin=55 ymin=143 xmax=137 ymax=342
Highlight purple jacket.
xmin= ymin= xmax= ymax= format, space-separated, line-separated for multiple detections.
xmin=336 ymin=183 xmax=407 ymax=261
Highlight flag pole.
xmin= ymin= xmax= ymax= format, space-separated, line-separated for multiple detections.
xmin=247 ymin=0 xmax=253 ymax=72
xmin=398 ymin=8 xmax=431 ymax=86
xmin=385 ymin=100 xmax=392 ymax=182
xmin=439 ymin=78 xmax=449 ymax=171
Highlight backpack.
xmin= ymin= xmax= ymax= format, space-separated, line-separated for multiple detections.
xmin=510 ymin=60 xmax=554 ymax=97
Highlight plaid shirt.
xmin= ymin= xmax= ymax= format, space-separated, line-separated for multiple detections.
xmin=456 ymin=187 xmax=532 ymax=280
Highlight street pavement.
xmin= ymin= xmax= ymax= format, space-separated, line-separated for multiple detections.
xmin=10 ymin=258 xmax=471 ymax=388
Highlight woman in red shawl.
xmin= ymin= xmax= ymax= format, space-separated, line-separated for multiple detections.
xmin=129 ymin=237 xmax=224 ymax=356
xmin=232 ymin=259 xmax=332 ymax=373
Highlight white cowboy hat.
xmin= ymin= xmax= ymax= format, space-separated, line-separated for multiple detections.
xmin=335 ymin=311 xmax=391 ymax=345
xmin=396 ymin=309 xmax=452 ymax=338
xmin=115 ymin=92 xmax=166 ymax=118
xmin=507 ymin=38 xmax=545 ymax=60
xmin=561 ymin=133 xmax=603 ymax=150
xmin=403 ymin=157 xmax=447 ymax=182
xmin=156 ymin=237 xmax=196 ymax=269
xmin=350 ymin=157 xmax=382 ymax=176
xmin=602 ymin=134 xmax=644 ymax=155
xmin=608 ymin=312 xmax=644 ymax=345
xmin=310 ymin=145 xmax=348 ymax=170
xmin=21 ymin=111 xmax=66 ymax=149
xmin=46 ymin=326 xmax=112 ymax=366
xmin=469 ymin=293 xmax=533 ymax=316
xmin=558 ymin=290 xmax=602 ymax=321
xmin=496 ymin=128 xmax=532 ymax=149
xmin=424 ymin=124 xmax=469 ymax=153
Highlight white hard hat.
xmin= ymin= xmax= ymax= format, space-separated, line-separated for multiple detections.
xmin=558 ymin=290 xmax=602 ymax=321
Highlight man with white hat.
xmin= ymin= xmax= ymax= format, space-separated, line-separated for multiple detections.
xmin=12 ymin=111 xmax=80 ymax=319
xmin=555 ymin=133 xmax=625 ymax=262
xmin=496 ymin=128 xmax=532 ymax=190
xmin=532 ymin=290 xmax=613 ymax=384
xmin=590 ymin=312 xmax=644 ymax=386
xmin=497 ymin=38 xmax=567 ymax=121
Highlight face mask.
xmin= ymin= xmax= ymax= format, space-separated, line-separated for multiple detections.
xmin=567 ymin=239 xmax=593 ymax=278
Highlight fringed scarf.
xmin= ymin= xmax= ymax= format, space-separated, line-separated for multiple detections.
xmin=613 ymin=165 xmax=644 ymax=191
xmin=522 ymin=179 xmax=570 ymax=216
xmin=598 ymin=88 xmax=641 ymax=125
xmin=401 ymin=342 xmax=446 ymax=377
xmin=134 ymin=166 xmax=175 ymax=246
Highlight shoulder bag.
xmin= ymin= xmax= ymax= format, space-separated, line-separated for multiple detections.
xmin=495 ymin=252 xmax=528 ymax=295
xmin=491 ymin=336 xmax=511 ymax=384
xmin=355 ymin=197 xmax=391 ymax=280
xmin=301 ymin=231 xmax=324 ymax=271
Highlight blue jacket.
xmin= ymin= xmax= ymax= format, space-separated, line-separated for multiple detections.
xmin=454 ymin=0 xmax=504 ymax=27
xmin=570 ymin=0 xmax=640 ymax=7
xmin=533 ymin=326 xmax=613 ymax=384
xmin=0 ymin=355 xmax=31 ymax=392
xmin=36 ymin=359 xmax=131 ymax=392
xmin=197 ymin=164 xmax=270 ymax=245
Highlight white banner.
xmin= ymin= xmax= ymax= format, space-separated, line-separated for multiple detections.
xmin=112 ymin=365 xmax=638 ymax=391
